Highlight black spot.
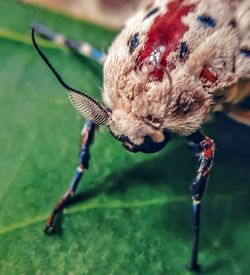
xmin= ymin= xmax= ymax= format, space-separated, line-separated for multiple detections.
xmin=229 ymin=19 xmax=237 ymax=28
xmin=128 ymin=33 xmax=139 ymax=54
xmin=240 ymin=48 xmax=250 ymax=58
xmin=179 ymin=42 xmax=189 ymax=60
xmin=197 ymin=14 xmax=216 ymax=28
xmin=143 ymin=7 xmax=159 ymax=20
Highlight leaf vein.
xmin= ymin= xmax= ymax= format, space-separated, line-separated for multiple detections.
xmin=0 ymin=193 xmax=236 ymax=236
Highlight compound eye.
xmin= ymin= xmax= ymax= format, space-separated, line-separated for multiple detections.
xmin=128 ymin=33 xmax=139 ymax=54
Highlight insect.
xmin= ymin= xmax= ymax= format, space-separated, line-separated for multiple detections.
xmin=31 ymin=0 xmax=250 ymax=271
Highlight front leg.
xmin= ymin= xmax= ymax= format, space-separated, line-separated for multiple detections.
xmin=44 ymin=120 xmax=95 ymax=234
xmin=186 ymin=131 xmax=215 ymax=272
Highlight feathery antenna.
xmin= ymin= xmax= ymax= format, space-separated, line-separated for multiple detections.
xmin=31 ymin=28 xmax=110 ymax=126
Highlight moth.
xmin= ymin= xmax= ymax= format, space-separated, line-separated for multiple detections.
xmin=32 ymin=0 xmax=250 ymax=271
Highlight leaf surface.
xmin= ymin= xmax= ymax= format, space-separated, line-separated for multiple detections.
xmin=0 ymin=1 xmax=250 ymax=274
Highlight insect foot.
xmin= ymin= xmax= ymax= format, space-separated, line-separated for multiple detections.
xmin=44 ymin=224 xmax=56 ymax=235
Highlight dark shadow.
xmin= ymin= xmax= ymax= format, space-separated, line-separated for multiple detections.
xmin=66 ymin=184 xmax=108 ymax=207
xmin=214 ymin=112 xmax=250 ymax=160
xmin=201 ymin=260 xmax=226 ymax=274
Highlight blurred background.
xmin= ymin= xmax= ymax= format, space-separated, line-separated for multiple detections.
xmin=0 ymin=0 xmax=249 ymax=274
xmin=22 ymin=0 xmax=143 ymax=29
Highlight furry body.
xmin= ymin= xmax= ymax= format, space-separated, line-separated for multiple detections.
xmin=32 ymin=0 xmax=250 ymax=269
xmin=103 ymin=0 xmax=250 ymax=141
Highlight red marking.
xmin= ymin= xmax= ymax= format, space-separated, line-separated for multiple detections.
xmin=203 ymin=139 xmax=214 ymax=159
xmin=204 ymin=148 xmax=213 ymax=159
xmin=80 ymin=128 xmax=89 ymax=149
xmin=200 ymin=65 xmax=218 ymax=86
xmin=136 ymin=0 xmax=195 ymax=81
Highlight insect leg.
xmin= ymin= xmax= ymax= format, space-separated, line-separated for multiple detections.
xmin=31 ymin=22 xmax=106 ymax=64
xmin=186 ymin=131 xmax=215 ymax=272
xmin=44 ymin=120 xmax=95 ymax=235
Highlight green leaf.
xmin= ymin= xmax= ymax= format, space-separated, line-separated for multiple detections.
xmin=0 ymin=1 xmax=250 ymax=274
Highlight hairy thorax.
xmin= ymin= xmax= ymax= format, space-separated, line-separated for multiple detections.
xmin=103 ymin=0 xmax=250 ymax=140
